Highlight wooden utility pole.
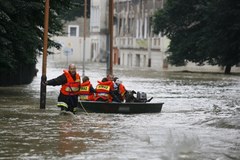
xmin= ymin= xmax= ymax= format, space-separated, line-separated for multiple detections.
xmin=108 ymin=0 xmax=114 ymax=75
xmin=40 ymin=0 xmax=50 ymax=109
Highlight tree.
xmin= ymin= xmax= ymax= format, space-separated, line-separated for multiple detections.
xmin=0 ymin=0 xmax=84 ymax=85
xmin=153 ymin=0 xmax=240 ymax=74
xmin=61 ymin=0 xmax=91 ymax=21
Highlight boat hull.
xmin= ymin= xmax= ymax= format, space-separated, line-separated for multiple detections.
xmin=78 ymin=101 xmax=163 ymax=114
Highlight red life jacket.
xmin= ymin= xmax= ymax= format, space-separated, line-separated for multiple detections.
xmin=60 ymin=70 xmax=81 ymax=96
xmin=79 ymin=81 xmax=95 ymax=101
xmin=119 ymin=83 xmax=126 ymax=101
xmin=95 ymin=80 xmax=113 ymax=102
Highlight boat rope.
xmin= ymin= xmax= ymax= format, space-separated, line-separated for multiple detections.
xmin=78 ymin=99 xmax=89 ymax=115
xmin=68 ymin=84 xmax=89 ymax=115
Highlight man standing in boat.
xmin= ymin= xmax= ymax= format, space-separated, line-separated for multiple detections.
xmin=44 ymin=64 xmax=81 ymax=113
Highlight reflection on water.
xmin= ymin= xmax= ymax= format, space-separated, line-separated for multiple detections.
xmin=0 ymin=108 xmax=110 ymax=159
xmin=0 ymin=60 xmax=240 ymax=159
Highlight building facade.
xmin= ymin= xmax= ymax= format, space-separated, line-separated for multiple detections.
xmin=90 ymin=0 xmax=109 ymax=62
xmin=49 ymin=16 xmax=91 ymax=64
xmin=113 ymin=0 xmax=167 ymax=70
xmin=49 ymin=0 xmax=240 ymax=73
xmin=90 ymin=0 xmax=169 ymax=70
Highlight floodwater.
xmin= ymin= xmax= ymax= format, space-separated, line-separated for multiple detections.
xmin=0 ymin=59 xmax=240 ymax=160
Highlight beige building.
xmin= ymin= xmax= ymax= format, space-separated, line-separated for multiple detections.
xmin=113 ymin=0 xmax=167 ymax=70
xmin=90 ymin=0 xmax=109 ymax=62
xmin=49 ymin=16 xmax=91 ymax=64
xmin=89 ymin=0 xmax=168 ymax=69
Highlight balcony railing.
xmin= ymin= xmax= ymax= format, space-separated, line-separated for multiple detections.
xmin=115 ymin=37 xmax=161 ymax=50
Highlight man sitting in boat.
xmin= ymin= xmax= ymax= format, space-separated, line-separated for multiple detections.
xmin=113 ymin=77 xmax=127 ymax=102
xmin=95 ymin=77 xmax=122 ymax=102
xmin=107 ymin=74 xmax=114 ymax=81
xmin=79 ymin=76 xmax=95 ymax=101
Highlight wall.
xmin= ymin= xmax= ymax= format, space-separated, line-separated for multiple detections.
xmin=49 ymin=36 xmax=91 ymax=64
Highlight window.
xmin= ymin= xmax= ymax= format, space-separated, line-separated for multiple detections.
xmin=68 ymin=25 xmax=79 ymax=37
xmin=90 ymin=6 xmax=100 ymax=32
xmin=136 ymin=54 xmax=140 ymax=67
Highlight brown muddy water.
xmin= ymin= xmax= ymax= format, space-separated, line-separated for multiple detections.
xmin=0 ymin=59 xmax=240 ymax=160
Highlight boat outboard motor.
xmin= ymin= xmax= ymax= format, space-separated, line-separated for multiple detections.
xmin=136 ymin=91 xmax=153 ymax=103
xmin=125 ymin=90 xmax=153 ymax=103
xmin=137 ymin=92 xmax=147 ymax=102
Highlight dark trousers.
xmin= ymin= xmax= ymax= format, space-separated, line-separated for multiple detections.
xmin=58 ymin=93 xmax=78 ymax=113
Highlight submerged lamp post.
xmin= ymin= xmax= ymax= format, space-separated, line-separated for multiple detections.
xmin=107 ymin=0 xmax=114 ymax=76
xmin=40 ymin=0 xmax=50 ymax=109
xmin=82 ymin=0 xmax=87 ymax=77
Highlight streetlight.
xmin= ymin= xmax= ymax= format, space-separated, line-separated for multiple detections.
xmin=107 ymin=0 xmax=114 ymax=76
xmin=82 ymin=0 xmax=87 ymax=77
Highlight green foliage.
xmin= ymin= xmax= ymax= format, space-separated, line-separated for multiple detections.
xmin=0 ymin=0 xmax=79 ymax=73
xmin=60 ymin=0 xmax=90 ymax=21
xmin=153 ymin=0 xmax=240 ymax=73
xmin=0 ymin=0 xmax=87 ymax=84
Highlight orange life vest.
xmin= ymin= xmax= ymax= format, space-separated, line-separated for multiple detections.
xmin=60 ymin=70 xmax=81 ymax=96
xmin=119 ymin=83 xmax=126 ymax=100
xmin=79 ymin=81 xmax=95 ymax=101
xmin=95 ymin=80 xmax=113 ymax=102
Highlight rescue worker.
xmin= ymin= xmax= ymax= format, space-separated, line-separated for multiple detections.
xmin=107 ymin=74 xmax=122 ymax=102
xmin=79 ymin=76 xmax=95 ymax=101
xmin=95 ymin=77 xmax=114 ymax=102
xmin=45 ymin=64 xmax=81 ymax=113
xmin=107 ymin=74 xmax=114 ymax=81
xmin=113 ymin=77 xmax=127 ymax=102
